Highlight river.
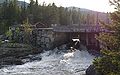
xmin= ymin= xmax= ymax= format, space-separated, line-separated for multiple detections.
xmin=0 ymin=49 xmax=94 ymax=75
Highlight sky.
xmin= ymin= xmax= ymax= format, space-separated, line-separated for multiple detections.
xmin=19 ymin=0 xmax=115 ymax=12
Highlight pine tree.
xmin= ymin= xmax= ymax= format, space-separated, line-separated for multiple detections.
xmin=20 ymin=0 xmax=28 ymax=23
xmin=93 ymin=0 xmax=120 ymax=75
xmin=0 ymin=0 xmax=8 ymax=33
xmin=50 ymin=3 xmax=59 ymax=25
xmin=35 ymin=0 xmax=38 ymax=6
xmin=59 ymin=6 xmax=67 ymax=25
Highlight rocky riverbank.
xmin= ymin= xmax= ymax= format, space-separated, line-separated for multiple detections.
xmin=86 ymin=64 xmax=102 ymax=75
xmin=0 ymin=43 xmax=43 ymax=68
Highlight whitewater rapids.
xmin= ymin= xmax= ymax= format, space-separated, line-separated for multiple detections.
xmin=0 ymin=50 xmax=94 ymax=75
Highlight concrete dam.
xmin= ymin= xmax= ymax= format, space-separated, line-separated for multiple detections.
xmin=31 ymin=24 xmax=109 ymax=51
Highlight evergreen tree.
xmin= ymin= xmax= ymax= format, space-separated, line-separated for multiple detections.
xmin=1 ymin=0 xmax=20 ymax=25
xmin=59 ymin=6 xmax=67 ymax=25
xmin=93 ymin=0 xmax=120 ymax=75
xmin=71 ymin=7 xmax=79 ymax=24
xmin=66 ymin=8 xmax=72 ymax=25
xmin=8 ymin=0 xmax=20 ymax=25
xmin=35 ymin=0 xmax=38 ymax=6
xmin=0 ymin=1 xmax=7 ymax=34
xmin=20 ymin=0 xmax=28 ymax=23
xmin=50 ymin=3 xmax=59 ymax=25
xmin=28 ymin=0 xmax=40 ymax=23
xmin=29 ymin=0 xmax=35 ymax=14
xmin=27 ymin=0 xmax=35 ymax=24
xmin=33 ymin=0 xmax=40 ymax=23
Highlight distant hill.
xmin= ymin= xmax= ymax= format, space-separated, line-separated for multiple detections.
xmin=68 ymin=7 xmax=110 ymax=24
xmin=17 ymin=1 xmax=29 ymax=8
xmin=0 ymin=0 xmax=29 ymax=8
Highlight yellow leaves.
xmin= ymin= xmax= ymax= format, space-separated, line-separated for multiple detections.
xmin=23 ymin=18 xmax=32 ymax=34
xmin=5 ymin=29 xmax=12 ymax=37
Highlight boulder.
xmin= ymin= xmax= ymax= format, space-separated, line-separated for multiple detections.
xmin=86 ymin=65 xmax=102 ymax=75
xmin=23 ymin=54 xmax=42 ymax=62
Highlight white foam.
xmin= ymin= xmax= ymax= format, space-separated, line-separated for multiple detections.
xmin=0 ymin=50 xmax=94 ymax=75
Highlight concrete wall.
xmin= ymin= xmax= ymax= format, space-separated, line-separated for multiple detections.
xmin=32 ymin=29 xmax=68 ymax=49
xmin=10 ymin=27 xmax=100 ymax=50
xmin=33 ymin=28 xmax=54 ymax=49
xmin=52 ymin=32 xmax=68 ymax=48
xmin=32 ymin=28 xmax=100 ymax=50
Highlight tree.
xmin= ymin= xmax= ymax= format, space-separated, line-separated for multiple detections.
xmin=33 ymin=0 xmax=40 ymax=23
xmin=7 ymin=0 xmax=20 ymax=25
xmin=14 ymin=27 xmax=20 ymax=43
xmin=93 ymin=0 xmax=120 ymax=75
xmin=1 ymin=0 xmax=21 ymax=31
xmin=5 ymin=29 xmax=13 ymax=40
xmin=28 ymin=0 xmax=35 ymax=14
xmin=0 ymin=0 xmax=10 ymax=33
xmin=49 ymin=3 xmax=59 ymax=25
xmin=20 ymin=0 xmax=28 ymax=23
xmin=27 ymin=0 xmax=40 ymax=23
xmin=59 ymin=6 xmax=68 ymax=25
xmin=23 ymin=18 xmax=32 ymax=44
xmin=71 ymin=7 xmax=80 ymax=24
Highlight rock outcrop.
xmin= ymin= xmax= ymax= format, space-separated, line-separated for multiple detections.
xmin=0 ymin=43 xmax=42 ymax=68
xmin=86 ymin=65 xmax=102 ymax=75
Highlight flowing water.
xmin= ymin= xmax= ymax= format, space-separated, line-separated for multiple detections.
xmin=0 ymin=49 xmax=95 ymax=75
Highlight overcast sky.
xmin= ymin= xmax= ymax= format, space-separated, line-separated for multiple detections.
xmin=19 ymin=0 xmax=115 ymax=12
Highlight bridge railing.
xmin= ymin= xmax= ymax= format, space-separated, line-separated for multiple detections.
xmin=53 ymin=25 xmax=110 ymax=33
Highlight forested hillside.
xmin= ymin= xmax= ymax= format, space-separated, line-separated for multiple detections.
xmin=0 ymin=0 xmax=109 ymax=34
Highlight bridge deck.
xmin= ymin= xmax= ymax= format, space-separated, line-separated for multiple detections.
xmin=53 ymin=25 xmax=109 ymax=33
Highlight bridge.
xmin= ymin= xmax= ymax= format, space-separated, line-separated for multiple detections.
xmin=10 ymin=22 xmax=110 ymax=51
xmin=53 ymin=25 xmax=109 ymax=32
xmin=31 ymin=23 xmax=111 ymax=51
xmin=52 ymin=25 xmax=108 ymax=51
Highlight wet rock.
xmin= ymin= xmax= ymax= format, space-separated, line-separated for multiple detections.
xmin=0 ymin=57 xmax=23 ymax=65
xmin=27 ymin=55 xmax=42 ymax=61
xmin=58 ymin=44 xmax=67 ymax=50
xmin=21 ymin=54 xmax=42 ymax=63
xmin=30 ymin=56 xmax=42 ymax=61
xmin=0 ymin=43 xmax=43 ymax=68
xmin=22 ymin=58 xmax=30 ymax=63
xmin=87 ymin=50 xmax=101 ymax=57
xmin=86 ymin=65 xmax=101 ymax=75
